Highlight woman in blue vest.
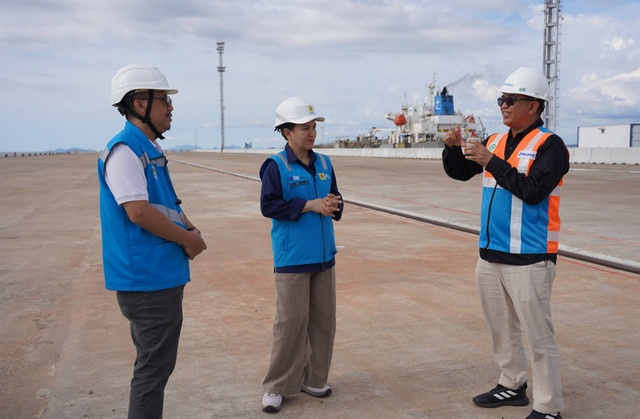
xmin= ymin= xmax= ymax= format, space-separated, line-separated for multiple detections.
xmin=260 ymin=97 xmax=343 ymax=413
xmin=98 ymin=64 xmax=207 ymax=418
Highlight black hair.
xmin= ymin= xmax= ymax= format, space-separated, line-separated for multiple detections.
xmin=117 ymin=91 xmax=151 ymax=117
xmin=275 ymin=122 xmax=295 ymax=140
xmin=536 ymin=99 xmax=546 ymax=116
xmin=114 ymin=90 xmax=166 ymax=140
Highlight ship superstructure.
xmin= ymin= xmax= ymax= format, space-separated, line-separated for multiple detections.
xmin=383 ymin=77 xmax=485 ymax=147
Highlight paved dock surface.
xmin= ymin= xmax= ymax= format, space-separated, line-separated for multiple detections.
xmin=1 ymin=152 xmax=639 ymax=419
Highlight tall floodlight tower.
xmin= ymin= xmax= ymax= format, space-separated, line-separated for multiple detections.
xmin=543 ymin=0 xmax=561 ymax=132
xmin=217 ymin=41 xmax=226 ymax=152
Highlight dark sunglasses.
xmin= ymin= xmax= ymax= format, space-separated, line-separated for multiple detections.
xmin=497 ymin=95 xmax=536 ymax=107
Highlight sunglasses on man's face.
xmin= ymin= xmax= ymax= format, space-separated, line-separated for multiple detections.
xmin=497 ymin=95 xmax=536 ymax=107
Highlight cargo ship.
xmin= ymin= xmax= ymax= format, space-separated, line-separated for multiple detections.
xmin=380 ymin=77 xmax=485 ymax=147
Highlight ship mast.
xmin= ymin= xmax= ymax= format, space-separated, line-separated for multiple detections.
xmin=426 ymin=73 xmax=436 ymax=115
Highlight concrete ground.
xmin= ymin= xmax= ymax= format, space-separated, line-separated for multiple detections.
xmin=0 ymin=152 xmax=638 ymax=419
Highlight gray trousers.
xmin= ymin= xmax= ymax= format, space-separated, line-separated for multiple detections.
xmin=117 ymin=285 xmax=184 ymax=419
xmin=476 ymin=258 xmax=564 ymax=414
xmin=263 ymin=268 xmax=336 ymax=395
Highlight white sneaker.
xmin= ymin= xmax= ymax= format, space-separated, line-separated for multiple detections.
xmin=262 ymin=393 xmax=282 ymax=413
xmin=301 ymin=384 xmax=332 ymax=398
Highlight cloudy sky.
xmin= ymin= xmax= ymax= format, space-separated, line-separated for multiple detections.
xmin=1 ymin=0 xmax=639 ymax=152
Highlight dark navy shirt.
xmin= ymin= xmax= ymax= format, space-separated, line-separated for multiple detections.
xmin=442 ymin=118 xmax=569 ymax=265
xmin=260 ymin=144 xmax=343 ymax=273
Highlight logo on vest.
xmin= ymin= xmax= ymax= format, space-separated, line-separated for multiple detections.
xmin=517 ymin=150 xmax=537 ymax=159
xmin=488 ymin=143 xmax=497 ymax=152
xmin=287 ymin=175 xmax=309 ymax=188
xmin=151 ymin=165 xmax=159 ymax=180
xmin=318 ymin=173 xmax=327 ymax=180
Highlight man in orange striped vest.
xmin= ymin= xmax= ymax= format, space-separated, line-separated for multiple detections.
xmin=442 ymin=67 xmax=569 ymax=419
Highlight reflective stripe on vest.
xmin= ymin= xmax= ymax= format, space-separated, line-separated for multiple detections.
xmin=274 ymin=152 xmax=291 ymax=171
xmin=151 ymin=203 xmax=185 ymax=225
xmin=98 ymin=121 xmax=190 ymax=291
xmin=268 ymin=150 xmax=336 ymax=267
xmin=273 ymin=151 xmax=328 ymax=172
xmin=482 ymin=128 xmax=563 ymax=254
xmin=100 ymin=147 xmax=167 ymax=167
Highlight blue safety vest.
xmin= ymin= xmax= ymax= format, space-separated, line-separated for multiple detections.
xmin=269 ymin=151 xmax=337 ymax=267
xmin=480 ymin=127 xmax=564 ymax=254
xmin=98 ymin=121 xmax=190 ymax=291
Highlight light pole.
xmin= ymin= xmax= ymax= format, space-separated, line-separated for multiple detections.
xmin=217 ymin=41 xmax=226 ymax=152
xmin=543 ymin=0 xmax=561 ymax=132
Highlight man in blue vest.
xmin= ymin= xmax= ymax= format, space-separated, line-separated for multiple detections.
xmin=259 ymin=97 xmax=343 ymax=413
xmin=98 ymin=64 xmax=207 ymax=418
xmin=442 ymin=67 xmax=569 ymax=419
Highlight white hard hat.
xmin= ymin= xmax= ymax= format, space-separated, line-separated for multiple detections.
xmin=275 ymin=97 xmax=325 ymax=128
xmin=499 ymin=67 xmax=549 ymax=101
xmin=111 ymin=64 xmax=178 ymax=105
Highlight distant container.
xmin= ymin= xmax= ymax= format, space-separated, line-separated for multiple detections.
xmin=577 ymin=123 xmax=640 ymax=148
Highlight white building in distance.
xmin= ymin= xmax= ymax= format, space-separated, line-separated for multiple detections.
xmin=577 ymin=124 xmax=640 ymax=148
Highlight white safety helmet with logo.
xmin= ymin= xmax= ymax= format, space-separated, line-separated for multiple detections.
xmin=500 ymin=67 xmax=550 ymax=101
xmin=275 ymin=97 xmax=325 ymax=128
xmin=111 ymin=64 xmax=178 ymax=106
xmin=110 ymin=64 xmax=178 ymax=139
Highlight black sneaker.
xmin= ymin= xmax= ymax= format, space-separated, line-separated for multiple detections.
xmin=472 ymin=382 xmax=529 ymax=408
xmin=526 ymin=410 xmax=563 ymax=419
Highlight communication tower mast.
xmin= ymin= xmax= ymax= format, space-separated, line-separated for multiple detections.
xmin=217 ymin=42 xmax=226 ymax=152
xmin=543 ymin=0 xmax=561 ymax=132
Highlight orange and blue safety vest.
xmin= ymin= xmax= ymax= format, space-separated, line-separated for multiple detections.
xmin=480 ymin=127 xmax=563 ymax=254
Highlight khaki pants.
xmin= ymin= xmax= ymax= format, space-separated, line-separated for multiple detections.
xmin=475 ymin=258 xmax=564 ymax=413
xmin=263 ymin=268 xmax=336 ymax=395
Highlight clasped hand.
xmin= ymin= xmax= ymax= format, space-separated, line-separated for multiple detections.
xmin=321 ymin=194 xmax=342 ymax=218
xmin=183 ymin=228 xmax=207 ymax=260
xmin=307 ymin=194 xmax=342 ymax=218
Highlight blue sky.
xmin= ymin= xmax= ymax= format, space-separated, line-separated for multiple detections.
xmin=1 ymin=0 xmax=639 ymax=151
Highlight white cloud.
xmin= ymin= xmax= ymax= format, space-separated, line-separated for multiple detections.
xmin=525 ymin=3 xmax=546 ymax=29
xmin=472 ymin=79 xmax=499 ymax=102
xmin=1 ymin=0 xmax=640 ymax=151
xmin=563 ymin=68 xmax=640 ymax=120
xmin=602 ymin=36 xmax=635 ymax=52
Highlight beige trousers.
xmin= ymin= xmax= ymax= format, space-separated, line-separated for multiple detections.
xmin=475 ymin=258 xmax=564 ymax=413
xmin=263 ymin=267 xmax=336 ymax=395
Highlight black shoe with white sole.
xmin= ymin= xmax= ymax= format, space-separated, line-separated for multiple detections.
xmin=526 ymin=409 xmax=563 ymax=419
xmin=472 ymin=382 xmax=529 ymax=408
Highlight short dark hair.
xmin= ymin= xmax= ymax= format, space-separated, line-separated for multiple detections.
xmin=535 ymin=99 xmax=546 ymax=117
xmin=275 ymin=122 xmax=295 ymax=140
xmin=117 ymin=90 xmax=152 ymax=117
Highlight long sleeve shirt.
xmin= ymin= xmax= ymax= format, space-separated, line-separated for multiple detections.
xmin=442 ymin=118 xmax=570 ymax=265
xmin=260 ymin=144 xmax=343 ymax=273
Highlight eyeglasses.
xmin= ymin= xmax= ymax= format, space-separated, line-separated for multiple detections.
xmin=133 ymin=93 xmax=172 ymax=107
xmin=497 ymin=95 xmax=536 ymax=107
xmin=147 ymin=96 xmax=172 ymax=107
